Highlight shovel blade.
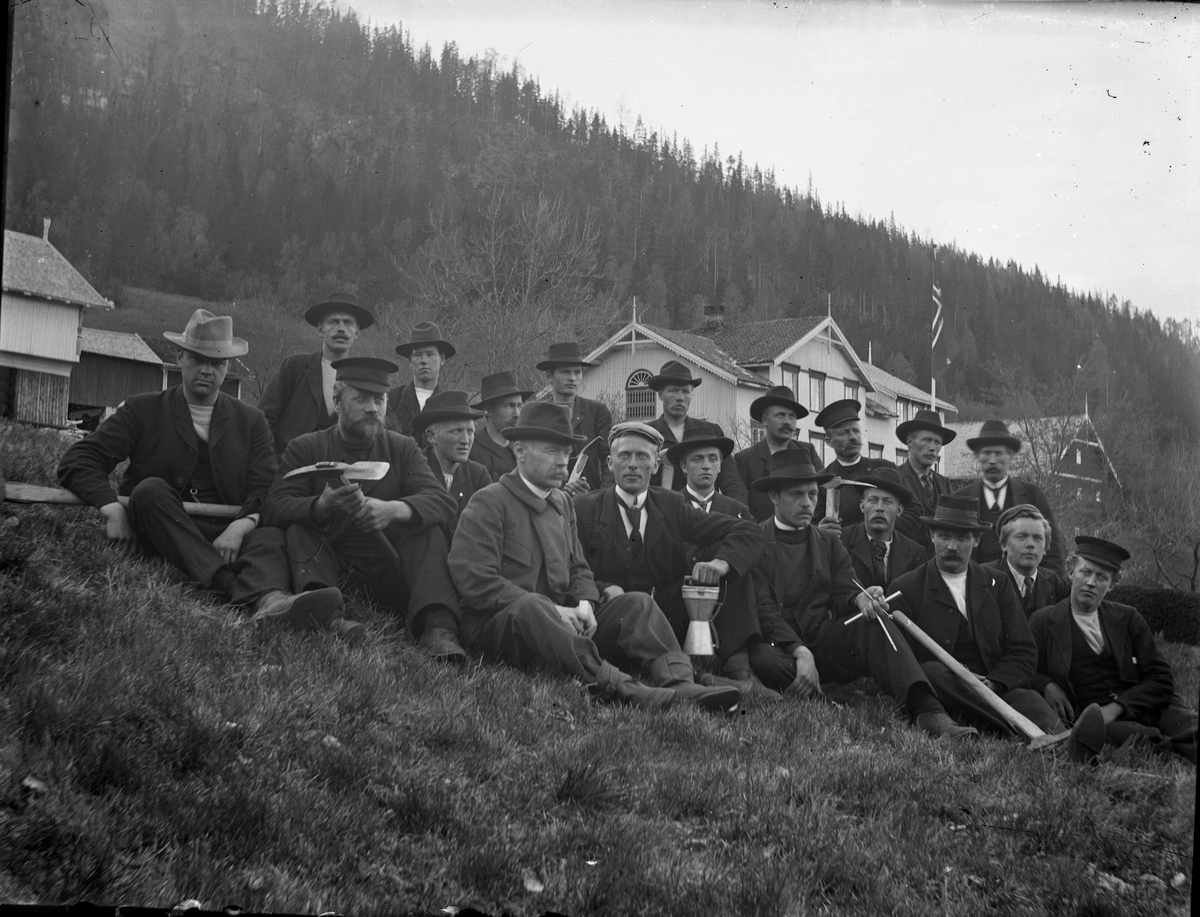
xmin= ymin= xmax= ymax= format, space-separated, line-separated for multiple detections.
xmin=283 ymin=460 xmax=390 ymax=482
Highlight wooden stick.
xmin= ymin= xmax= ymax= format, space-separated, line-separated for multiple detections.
xmin=888 ymin=609 xmax=1046 ymax=741
xmin=843 ymin=589 xmax=902 ymax=625
xmin=4 ymin=482 xmax=241 ymax=519
xmin=845 ymin=579 xmax=899 ymax=651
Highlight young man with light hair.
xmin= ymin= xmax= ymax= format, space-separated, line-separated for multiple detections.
xmin=984 ymin=504 xmax=1069 ymax=619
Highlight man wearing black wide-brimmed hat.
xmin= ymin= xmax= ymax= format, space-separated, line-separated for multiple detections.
xmin=388 ymin=321 xmax=456 ymax=437
xmin=645 ymin=359 xmax=748 ymax=505
xmin=747 ymin=451 xmax=973 ymax=738
xmin=449 ymin=403 xmax=739 ymax=713
xmin=265 ymin=357 xmax=466 ymax=660
xmin=468 ymin=370 xmax=534 ymax=479
xmin=412 ymin=390 xmax=492 ymax=535
xmin=836 ymin=466 xmax=925 ymax=590
xmin=258 ymin=292 xmax=386 ymax=457
xmin=59 ymin=309 xmax=344 ymax=634
xmin=732 ymin=384 xmax=822 ymax=523
xmin=1029 ymin=536 xmax=1196 ymax=762
xmin=813 ymin=398 xmax=896 ymax=534
xmin=889 ymin=495 xmax=1067 ymax=739
xmin=950 ymin=419 xmax=1065 ymax=572
xmin=894 ymin=408 xmax=955 ymax=553
xmin=538 ymin=341 xmax=613 ymax=495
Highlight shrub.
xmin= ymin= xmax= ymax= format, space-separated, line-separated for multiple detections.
xmin=1107 ymin=585 xmax=1200 ymax=646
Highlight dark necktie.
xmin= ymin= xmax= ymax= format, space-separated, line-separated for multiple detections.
xmin=625 ymin=502 xmax=643 ymax=546
xmin=1023 ymin=575 xmax=1035 ymax=612
xmin=870 ymin=538 xmax=888 ymax=586
xmin=691 ymin=495 xmax=713 ymax=512
xmin=986 ymin=486 xmax=1004 ymax=512
xmin=921 ymin=471 xmax=936 ymax=508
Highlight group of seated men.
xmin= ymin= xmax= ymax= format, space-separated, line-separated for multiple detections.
xmin=55 ymin=299 xmax=1196 ymax=763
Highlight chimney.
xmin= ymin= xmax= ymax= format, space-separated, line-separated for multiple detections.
xmin=703 ymin=300 xmax=725 ymax=328
xmin=43 ymin=217 xmax=51 ymax=242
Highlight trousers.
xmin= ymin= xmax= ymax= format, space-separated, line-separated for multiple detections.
xmin=125 ymin=476 xmax=288 ymax=604
xmin=922 ymin=660 xmax=1063 ymax=735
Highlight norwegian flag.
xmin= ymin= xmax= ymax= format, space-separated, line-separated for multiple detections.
xmin=931 ymin=279 xmax=948 ymax=383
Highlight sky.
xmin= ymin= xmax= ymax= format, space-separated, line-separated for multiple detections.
xmin=346 ymin=0 xmax=1199 ymax=329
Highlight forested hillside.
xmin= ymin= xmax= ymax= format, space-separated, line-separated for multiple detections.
xmin=7 ymin=0 xmax=1199 ymax=442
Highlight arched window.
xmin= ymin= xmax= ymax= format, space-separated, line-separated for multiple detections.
xmin=625 ymin=369 xmax=656 ymax=421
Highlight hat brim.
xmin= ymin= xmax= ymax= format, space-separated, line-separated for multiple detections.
xmin=966 ymin=436 xmax=1022 ymax=453
xmin=164 ymin=332 xmax=249 ymax=359
xmin=839 ymin=478 xmax=914 ymax=506
xmin=501 ymin=423 xmax=588 ymax=446
xmin=412 ymin=408 xmax=486 ymax=432
xmin=304 ymin=302 xmax=375 ymax=329
xmin=648 ymin=374 xmax=702 ymax=391
xmin=536 ymin=358 xmax=600 ymax=370
xmin=397 ymin=340 xmax=457 ymax=359
xmin=340 ymin=379 xmax=391 ymax=394
xmin=749 ymin=396 xmax=809 ymax=422
xmin=919 ymin=514 xmax=993 ymax=533
xmin=473 ymin=388 xmax=535 ymax=407
xmin=665 ymin=436 xmax=734 ymax=464
xmin=895 ymin=419 xmax=956 ymax=444
xmin=751 ymin=470 xmax=835 ymax=493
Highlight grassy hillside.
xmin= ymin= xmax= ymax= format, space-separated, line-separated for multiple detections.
xmin=0 ymin=422 xmax=1194 ymax=916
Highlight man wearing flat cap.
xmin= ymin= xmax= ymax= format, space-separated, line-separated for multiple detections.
xmin=59 ymin=309 xmax=344 ymax=633
xmin=1029 ymin=537 xmax=1196 ymax=763
xmin=732 ymin=385 xmax=822 ymax=522
xmin=837 ymin=467 xmax=925 ymax=590
xmin=950 ymin=420 xmax=1065 ymax=572
xmin=813 ymin=399 xmax=896 ymax=534
xmin=574 ymin=422 xmax=767 ymax=705
xmin=747 ymin=452 xmax=974 ymax=737
xmin=449 ymin=403 xmax=739 ymax=713
xmin=894 ymin=409 xmax=955 ymax=554
xmin=264 ymin=357 xmax=467 ymax=660
xmin=984 ymin=504 xmax=1070 ymax=619
xmin=412 ymin=390 xmax=493 ymax=536
xmin=538 ymin=341 xmax=613 ymax=496
xmin=257 ymin=292 xmax=390 ymax=457
xmin=888 ymin=495 xmax=1067 ymax=738
xmin=388 ymin=321 xmax=455 ymax=437
xmin=468 ymin=370 xmax=534 ymax=479
xmin=646 ymin=360 xmax=749 ymax=505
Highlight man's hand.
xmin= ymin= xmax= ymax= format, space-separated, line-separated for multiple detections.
xmin=555 ymin=602 xmax=597 ymax=638
xmin=1041 ymin=683 xmax=1074 ymax=723
xmin=315 ymin=481 xmax=365 ymax=521
xmin=563 ymin=478 xmax=590 ymax=497
xmin=351 ymin=497 xmax=412 ymax=532
xmin=212 ymin=517 xmax=256 ymax=566
xmin=99 ymin=502 xmax=136 ymax=542
xmin=853 ymin=585 xmax=890 ymax=621
xmin=601 ymin=584 xmax=626 ymax=602
xmin=817 ymin=518 xmax=842 ymax=537
xmin=690 ymin=559 xmax=731 ymax=585
xmin=790 ymin=646 xmax=823 ymax=699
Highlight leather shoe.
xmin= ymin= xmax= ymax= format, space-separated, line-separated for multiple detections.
xmin=670 ymin=680 xmax=741 ymax=715
xmin=330 ymin=617 xmax=367 ymax=647
xmin=253 ymin=587 xmax=342 ymax=631
xmin=1067 ymin=703 xmax=1106 ymax=764
xmin=700 ymin=672 xmax=783 ymax=704
xmin=915 ymin=712 xmax=979 ymax=740
xmin=418 ymin=626 xmax=467 ymax=663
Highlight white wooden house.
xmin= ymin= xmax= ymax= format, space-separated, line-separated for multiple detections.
xmin=581 ymin=314 xmax=955 ymax=463
xmin=1 ymin=226 xmax=113 ymax=426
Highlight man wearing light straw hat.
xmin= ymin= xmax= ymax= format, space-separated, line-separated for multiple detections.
xmin=58 ymin=309 xmax=343 ymax=633
xmin=748 ymin=451 xmax=974 ymax=739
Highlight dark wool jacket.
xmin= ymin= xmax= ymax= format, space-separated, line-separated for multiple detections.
xmin=424 ymin=446 xmax=493 ymax=535
xmin=732 ymin=438 xmax=823 ymax=523
xmin=1028 ymin=599 xmax=1176 ymax=723
xmin=894 ymin=460 xmax=951 ymax=553
xmin=58 ymin=386 xmax=274 ymax=519
xmin=387 ymin=380 xmax=443 ymax=437
xmin=840 ymin=522 xmax=926 ymax=590
xmin=983 ymin=559 xmax=1070 ymax=620
xmin=889 ymin=560 xmax=1038 ymax=692
xmin=816 ymin=455 xmax=898 ymax=529
xmin=648 ymin=415 xmax=749 ymax=505
xmin=469 ymin=427 xmax=518 ymax=479
xmin=951 ymin=478 xmax=1066 ymax=574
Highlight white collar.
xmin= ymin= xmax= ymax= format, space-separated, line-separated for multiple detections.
xmin=686 ymin=485 xmax=716 ymax=503
xmin=617 ymin=487 xmax=648 ymax=510
xmin=984 ymin=477 xmax=1010 ymax=491
xmin=773 ymin=517 xmax=804 ymax=532
xmin=518 ymin=472 xmax=552 ymax=500
xmin=1007 ymin=560 xmax=1037 ymax=584
xmin=836 ymin=455 xmax=862 ymax=467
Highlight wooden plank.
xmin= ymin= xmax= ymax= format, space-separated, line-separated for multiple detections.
xmin=3 ymin=482 xmax=241 ymax=519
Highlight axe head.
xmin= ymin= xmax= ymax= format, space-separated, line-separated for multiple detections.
xmin=283 ymin=461 xmax=390 ymax=483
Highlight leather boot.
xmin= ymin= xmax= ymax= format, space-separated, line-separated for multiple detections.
xmin=649 ymin=651 xmax=741 ymax=714
xmin=915 ymin=712 xmax=979 ymax=740
xmin=1065 ymin=703 xmax=1106 ymax=764
xmin=715 ymin=651 xmax=783 ymax=703
xmin=253 ymin=587 xmax=342 ymax=631
xmin=586 ymin=662 xmax=676 ymax=711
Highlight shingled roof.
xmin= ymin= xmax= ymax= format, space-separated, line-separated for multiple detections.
xmin=80 ymin=328 xmax=162 ymax=365
xmin=690 ymin=316 xmax=825 ymax=364
xmin=863 ymin=363 xmax=956 ymax=412
xmin=3 ymin=230 xmax=112 ymax=310
xmin=644 ymin=324 xmax=774 ymax=387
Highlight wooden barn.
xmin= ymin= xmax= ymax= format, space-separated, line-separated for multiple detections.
xmin=68 ymin=328 xmax=165 ymax=428
xmin=1 ymin=225 xmax=113 ymax=426
xmin=579 ymin=311 xmax=955 ymax=463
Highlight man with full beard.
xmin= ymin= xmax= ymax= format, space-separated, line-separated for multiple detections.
xmin=263 ymin=357 xmax=467 ymax=660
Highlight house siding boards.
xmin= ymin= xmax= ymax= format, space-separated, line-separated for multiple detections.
xmin=70 ymin=354 xmax=164 ymax=408
xmin=0 ymin=292 xmax=83 ymax=368
xmin=12 ymin=368 xmax=70 ymax=427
